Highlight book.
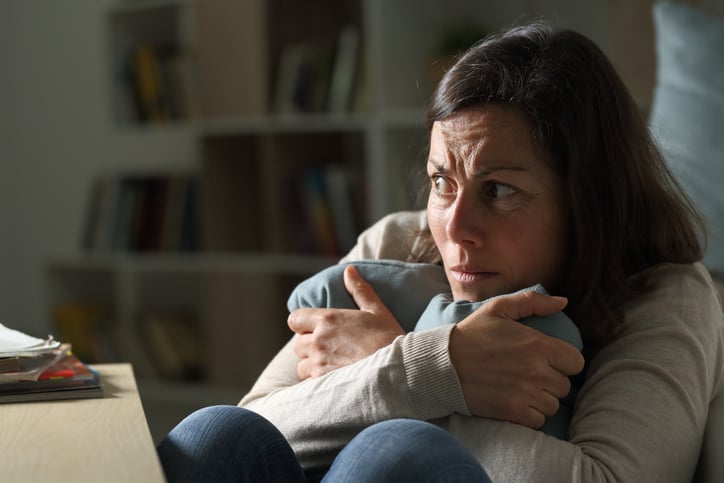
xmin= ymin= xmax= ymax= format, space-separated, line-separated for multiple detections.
xmin=119 ymin=40 xmax=197 ymax=123
xmin=275 ymin=41 xmax=335 ymax=114
xmin=0 ymin=323 xmax=63 ymax=382
xmin=274 ymin=43 xmax=312 ymax=114
xmin=111 ymin=176 xmax=141 ymax=250
xmin=82 ymin=176 xmax=122 ymax=251
xmin=0 ymin=352 xmax=97 ymax=390
xmin=81 ymin=178 xmax=105 ymax=251
xmin=290 ymin=166 xmax=361 ymax=255
xmin=0 ymin=386 xmax=103 ymax=404
xmin=0 ymin=350 xmax=62 ymax=383
xmin=324 ymin=165 xmax=359 ymax=254
xmin=0 ymin=352 xmax=103 ymax=404
xmin=130 ymin=44 xmax=169 ymax=123
xmin=158 ymin=175 xmax=191 ymax=251
xmin=81 ymin=173 xmax=199 ymax=253
xmin=327 ymin=26 xmax=361 ymax=113
xmin=178 ymin=177 xmax=199 ymax=252
xmin=301 ymin=168 xmax=340 ymax=256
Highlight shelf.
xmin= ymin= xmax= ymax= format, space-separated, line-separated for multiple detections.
xmin=197 ymin=109 xmax=427 ymax=134
xmin=112 ymin=110 xmax=426 ymax=136
xmin=108 ymin=0 xmax=192 ymax=15
xmin=198 ymin=112 xmax=373 ymax=136
xmin=48 ymin=252 xmax=339 ymax=275
xmin=113 ymin=119 xmax=199 ymax=135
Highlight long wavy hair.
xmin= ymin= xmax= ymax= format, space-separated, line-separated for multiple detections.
xmin=420 ymin=22 xmax=706 ymax=350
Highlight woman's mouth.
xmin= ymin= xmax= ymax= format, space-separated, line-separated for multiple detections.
xmin=449 ymin=269 xmax=497 ymax=284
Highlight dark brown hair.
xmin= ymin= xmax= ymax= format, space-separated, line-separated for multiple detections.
xmin=423 ymin=22 xmax=706 ymax=349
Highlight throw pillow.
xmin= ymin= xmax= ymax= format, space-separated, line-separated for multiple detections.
xmin=649 ymin=1 xmax=724 ymax=275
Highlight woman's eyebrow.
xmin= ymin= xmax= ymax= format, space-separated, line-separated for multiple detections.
xmin=428 ymin=159 xmax=528 ymax=177
xmin=471 ymin=165 xmax=527 ymax=177
xmin=427 ymin=160 xmax=447 ymax=172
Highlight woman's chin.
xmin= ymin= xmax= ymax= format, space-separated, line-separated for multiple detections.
xmin=450 ymin=282 xmax=507 ymax=302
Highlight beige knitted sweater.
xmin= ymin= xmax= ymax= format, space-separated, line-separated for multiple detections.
xmin=240 ymin=211 xmax=724 ymax=482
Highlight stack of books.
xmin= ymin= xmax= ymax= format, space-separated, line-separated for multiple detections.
xmin=0 ymin=323 xmax=102 ymax=403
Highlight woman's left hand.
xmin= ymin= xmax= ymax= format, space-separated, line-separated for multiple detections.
xmin=288 ymin=265 xmax=404 ymax=380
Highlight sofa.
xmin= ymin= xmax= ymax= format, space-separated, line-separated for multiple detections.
xmin=648 ymin=2 xmax=724 ymax=482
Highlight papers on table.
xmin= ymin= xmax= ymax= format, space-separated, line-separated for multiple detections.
xmin=0 ymin=322 xmax=60 ymax=356
xmin=0 ymin=323 xmax=64 ymax=382
xmin=0 ymin=323 xmax=102 ymax=402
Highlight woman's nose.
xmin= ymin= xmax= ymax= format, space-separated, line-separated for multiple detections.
xmin=445 ymin=193 xmax=484 ymax=247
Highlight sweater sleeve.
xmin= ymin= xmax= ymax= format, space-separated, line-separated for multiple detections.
xmin=239 ymin=326 xmax=468 ymax=470
xmin=441 ymin=262 xmax=724 ymax=483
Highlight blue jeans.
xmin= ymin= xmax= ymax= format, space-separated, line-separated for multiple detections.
xmin=157 ymin=405 xmax=305 ymax=482
xmin=157 ymin=405 xmax=491 ymax=483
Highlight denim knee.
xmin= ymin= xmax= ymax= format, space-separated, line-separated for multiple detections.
xmin=324 ymin=419 xmax=491 ymax=483
xmin=157 ymin=405 xmax=305 ymax=483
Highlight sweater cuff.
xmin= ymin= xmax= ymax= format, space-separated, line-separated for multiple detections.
xmin=402 ymin=325 xmax=470 ymax=419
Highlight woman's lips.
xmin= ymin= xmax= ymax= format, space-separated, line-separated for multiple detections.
xmin=449 ymin=269 xmax=497 ymax=284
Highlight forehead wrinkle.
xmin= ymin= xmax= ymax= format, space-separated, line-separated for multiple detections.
xmin=439 ymin=130 xmax=527 ymax=179
xmin=438 ymin=123 xmax=487 ymax=171
xmin=433 ymin=106 xmax=544 ymax=177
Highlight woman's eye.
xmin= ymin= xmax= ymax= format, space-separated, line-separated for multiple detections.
xmin=487 ymin=182 xmax=516 ymax=199
xmin=431 ymin=175 xmax=454 ymax=194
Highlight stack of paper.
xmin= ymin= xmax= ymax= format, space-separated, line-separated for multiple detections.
xmin=0 ymin=323 xmax=102 ymax=403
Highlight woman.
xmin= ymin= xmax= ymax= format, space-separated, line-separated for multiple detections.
xmin=158 ymin=22 xmax=723 ymax=482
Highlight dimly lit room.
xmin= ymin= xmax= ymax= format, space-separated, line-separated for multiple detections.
xmin=2 ymin=1 xmax=724 ymax=481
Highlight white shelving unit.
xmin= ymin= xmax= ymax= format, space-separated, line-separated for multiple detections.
xmin=47 ymin=0 xmax=577 ymax=441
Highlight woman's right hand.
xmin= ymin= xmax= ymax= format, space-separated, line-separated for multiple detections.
xmin=449 ymin=290 xmax=585 ymax=429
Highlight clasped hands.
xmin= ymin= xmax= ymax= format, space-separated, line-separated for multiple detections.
xmin=288 ymin=265 xmax=585 ymax=429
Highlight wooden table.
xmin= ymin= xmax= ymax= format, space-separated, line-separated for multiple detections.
xmin=0 ymin=363 xmax=166 ymax=482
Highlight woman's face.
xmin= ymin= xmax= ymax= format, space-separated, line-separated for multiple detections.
xmin=427 ymin=105 xmax=569 ymax=301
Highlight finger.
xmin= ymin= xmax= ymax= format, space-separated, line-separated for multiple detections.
xmin=526 ymin=358 xmax=573 ymax=400
xmin=297 ymin=354 xmax=336 ymax=380
xmin=530 ymin=391 xmax=560 ymax=419
xmin=518 ymin=406 xmax=546 ymax=429
xmin=545 ymin=338 xmax=586 ymax=376
xmin=485 ymin=290 xmax=568 ymax=321
xmin=296 ymin=357 xmax=312 ymax=380
xmin=515 ymin=391 xmax=559 ymax=429
xmin=343 ymin=265 xmax=392 ymax=316
xmin=292 ymin=333 xmax=310 ymax=359
xmin=544 ymin=371 xmax=572 ymax=400
xmin=287 ymin=308 xmax=318 ymax=334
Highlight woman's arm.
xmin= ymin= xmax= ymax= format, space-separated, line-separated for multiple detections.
xmin=241 ymin=280 xmax=583 ymax=471
xmin=443 ymin=262 xmax=724 ymax=483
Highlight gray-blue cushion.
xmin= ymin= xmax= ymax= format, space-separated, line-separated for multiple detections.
xmin=288 ymin=260 xmax=581 ymax=351
xmin=288 ymin=259 xmax=583 ymax=439
xmin=288 ymin=260 xmax=451 ymax=332
xmin=649 ymin=1 xmax=724 ymax=276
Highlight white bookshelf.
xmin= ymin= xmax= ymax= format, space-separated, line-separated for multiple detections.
xmin=46 ymin=0 xmax=613 ymax=438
